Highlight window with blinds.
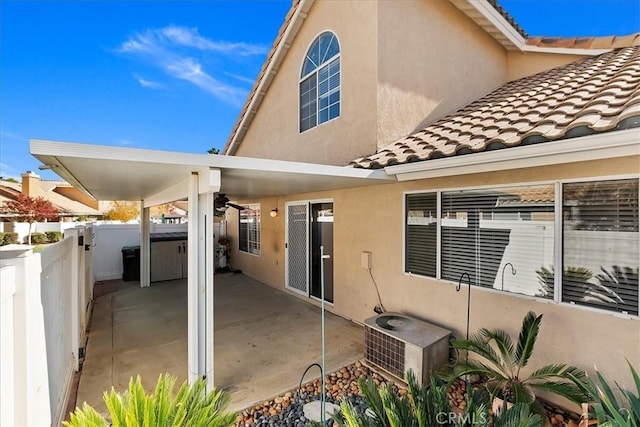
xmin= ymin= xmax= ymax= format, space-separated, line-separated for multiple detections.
xmin=239 ymin=204 xmax=261 ymax=255
xmin=405 ymin=193 xmax=437 ymax=277
xmin=300 ymin=31 xmax=340 ymax=132
xmin=404 ymin=178 xmax=639 ymax=316
xmin=441 ymin=185 xmax=555 ymax=297
xmin=562 ymin=179 xmax=639 ymax=315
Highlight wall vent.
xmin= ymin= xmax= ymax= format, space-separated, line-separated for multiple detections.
xmin=364 ymin=312 xmax=451 ymax=385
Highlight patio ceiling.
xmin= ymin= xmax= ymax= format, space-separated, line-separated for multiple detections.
xmin=30 ymin=140 xmax=394 ymax=205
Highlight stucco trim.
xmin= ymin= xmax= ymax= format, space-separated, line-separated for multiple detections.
xmin=385 ymin=128 xmax=640 ymax=181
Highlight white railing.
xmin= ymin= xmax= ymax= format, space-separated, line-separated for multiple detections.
xmin=0 ymin=224 xmax=94 ymax=426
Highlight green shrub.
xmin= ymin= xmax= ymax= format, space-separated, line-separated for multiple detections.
xmin=28 ymin=232 xmax=47 ymax=244
xmin=451 ymin=311 xmax=589 ymax=412
xmin=572 ymin=361 xmax=640 ymax=427
xmin=0 ymin=232 xmax=4 ymax=245
xmin=332 ymin=371 xmax=543 ymax=427
xmin=3 ymin=232 xmax=19 ymax=245
xmin=64 ymin=374 xmax=236 ymax=427
xmin=45 ymin=231 xmax=63 ymax=243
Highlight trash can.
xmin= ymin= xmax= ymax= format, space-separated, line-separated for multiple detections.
xmin=122 ymin=246 xmax=140 ymax=281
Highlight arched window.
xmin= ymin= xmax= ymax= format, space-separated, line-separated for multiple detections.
xmin=299 ymin=31 xmax=340 ymax=132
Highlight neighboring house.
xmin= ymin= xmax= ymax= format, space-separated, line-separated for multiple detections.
xmin=222 ymin=0 xmax=639 ymax=389
xmin=0 ymin=171 xmax=103 ymax=222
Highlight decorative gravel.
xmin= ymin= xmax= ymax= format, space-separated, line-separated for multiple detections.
xmin=236 ymin=362 xmax=581 ymax=426
xmin=234 ymin=360 xmax=403 ymax=427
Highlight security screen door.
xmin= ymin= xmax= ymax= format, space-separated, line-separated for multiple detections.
xmin=286 ymin=201 xmax=334 ymax=303
xmin=286 ymin=203 xmax=310 ymax=295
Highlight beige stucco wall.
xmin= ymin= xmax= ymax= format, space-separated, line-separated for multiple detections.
xmin=507 ymin=51 xmax=589 ymax=82
xmin=234 ymin=1 xmax=379 ymax=166
xmin=227 ymin=155 xmax=640 ymax=393
xmin=375 ymin=0 xmax=508 ymax=148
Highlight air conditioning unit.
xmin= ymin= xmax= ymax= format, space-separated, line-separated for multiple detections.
xmin=364 ymin=312 xmax=451 ymax=386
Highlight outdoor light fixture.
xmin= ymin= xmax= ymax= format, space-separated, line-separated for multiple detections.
xmin=270 ymin=208 xmax=278 ymax=218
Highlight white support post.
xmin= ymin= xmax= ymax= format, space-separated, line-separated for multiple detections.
xmin=64 ymin=228 xmax=81 ymax=372
xmin=187 ymin=173 xmax=200 ymax=384
xmin=140 ymin=205 xmax=151 ymax=288
xmin=187 ymin=169 xmax=220 ymax=388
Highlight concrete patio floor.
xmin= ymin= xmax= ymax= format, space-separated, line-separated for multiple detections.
xmin=75 ymin=272 xmax=364 ymax=414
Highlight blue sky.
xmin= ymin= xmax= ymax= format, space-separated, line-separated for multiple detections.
xmin=1 ymin=0 xmax=638 ymax=180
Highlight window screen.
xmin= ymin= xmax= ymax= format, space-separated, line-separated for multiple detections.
xmin=441 ymin=185 xmax=554 ymax=297
xmin=405 ymin=193 xmax=437 ymax=277
xmin=239 ymin=204 xmax=261 ymax=256
xmin=562 ymin=179 xmax=639 ymax=315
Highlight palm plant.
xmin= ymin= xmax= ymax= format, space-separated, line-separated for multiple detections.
xmin=64 ymin=374 xmax=236 ymax=427
xmin=333 ymin=371 xmax=544 ymax=427
xmin=451 ymin=311 xmax=589 ymax=410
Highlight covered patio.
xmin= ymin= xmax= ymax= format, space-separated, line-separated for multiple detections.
xmin=31 ymin=139 xmax=393 ymax=394
xmin=76 ymin=272 xmax=364 ymax=413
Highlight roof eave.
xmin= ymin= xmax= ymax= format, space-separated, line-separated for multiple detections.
xmin=384 ymin=128 xmax=640 ymax=181
xmin=449 ymin=0 xmax=615 ymax=56
xmin=223 ymin=0 xmax=314 ymax=156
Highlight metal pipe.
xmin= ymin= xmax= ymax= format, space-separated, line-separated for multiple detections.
xmin=456 ymin=272 xmax=472 ymax=343
xmin=320 ymin=246 xmax=328 ymax=424
xmin=501 ymin=262 xmax=516 ymax=291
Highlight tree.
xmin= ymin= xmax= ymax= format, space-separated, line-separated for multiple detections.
xmin=105 ymin=201 xmax=140 ymax=222
xmin=0 ymin=176 xmax=19 ymax=183
xmin=207 ymin=147 xmax=220 ymax=154
xmin=0 ymin=194 xmax=59 ymax=245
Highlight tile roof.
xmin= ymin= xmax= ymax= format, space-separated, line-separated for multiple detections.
xmin=487 ymin=0 xmax=527 ymax=38
xmin=0 ymin=180 xmax=102 ymax=216
xmin=350 ymin=46 xmax=640 ymax=169
xmin=526 ymin=33 xmax=640 ymax=50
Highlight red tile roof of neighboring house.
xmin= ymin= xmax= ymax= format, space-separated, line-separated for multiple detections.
xmin=526 ymin=33 xmax=640 ymax=50
xmin=350 ymin=46 xmax=640 ymax=169
xmin=0 ymin=180 xmax=102 ymax=217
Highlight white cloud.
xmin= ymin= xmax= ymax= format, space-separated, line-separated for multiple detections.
xmin=0 ymin=130 xmax=25 ymax=141
xmin=114 ymin=139 xmax=134 ymax=146
xmin=165 ymin=57 xmax=245 ymax=104
xmin=0 ymin=162 xmax=21 ymax=180
xmin=117 ymin=25 xmax=267 ymax=105
xmin=224 ymin=71 xmax=256 ymax=85
xmin=160 ymin=25 xmax=268 ymax=56
xmin=133 ymin=73 xmax=163 ymax=89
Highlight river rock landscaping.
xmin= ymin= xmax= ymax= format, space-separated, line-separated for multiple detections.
xmin=234 ymin=360 xmax=581 ymax=427
xmin=233 ymin=360 xmax=403 ymax=426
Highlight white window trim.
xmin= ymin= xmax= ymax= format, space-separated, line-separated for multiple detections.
xmin=298 ymin=31 xmax=342 ymax=133
xmin=403 ymin=175 xmax=640 ymax=319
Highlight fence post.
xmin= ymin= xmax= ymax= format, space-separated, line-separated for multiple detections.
xmin=0 ymin=250 xmax=52 ymax=426
xmin=64 ymin=228 xmax=80 ymax=371
xmin=0 ymin=265 xmax=17 ymax=426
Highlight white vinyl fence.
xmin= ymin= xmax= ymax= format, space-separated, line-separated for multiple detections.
xmin=0 ymin=225 xmax=93 ymax=426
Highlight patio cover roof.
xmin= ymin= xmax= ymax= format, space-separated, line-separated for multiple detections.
xmin=30 ymin=139 xmax=394 ymax=205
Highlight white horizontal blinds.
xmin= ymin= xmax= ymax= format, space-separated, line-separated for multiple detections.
xmin=405 ymin=193 xmax=437 ymax=277
xmin=300 ymin=74 xmax=317 ymax=132
xmin=300 ymin=31 xmax=340 ymax=132
xmin=562 ymin=179 xmax=639 ymax=315
xmin=318 ymin=58 xmax=340 ymax=124
xmin=441 ymin=185 xmax=555 ymax=297
xmin=239 ymin=211 xmax=248 ymax=253
xmin=239 ymin=204 xmax=261 ymax=255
